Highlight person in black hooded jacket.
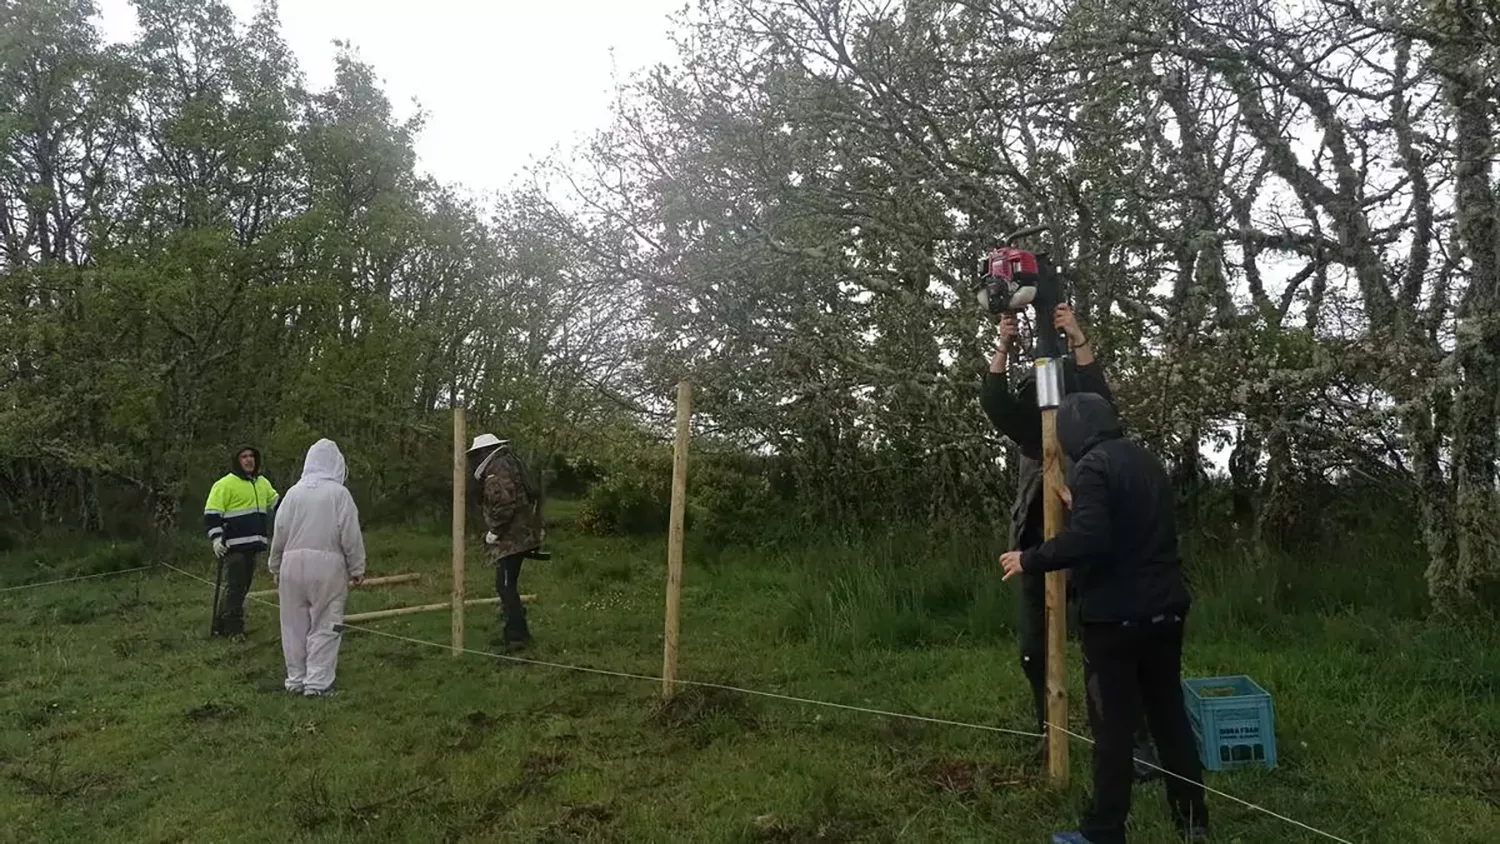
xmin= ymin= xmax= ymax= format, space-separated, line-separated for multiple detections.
xmin=1000 ymin=392 xmax=1208 ymax=844
xmin=980 ymin=306 xmax=1159 ymax=778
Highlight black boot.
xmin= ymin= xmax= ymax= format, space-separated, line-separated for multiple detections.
xmin=212 ymin=612 xmax=245 ymax=638
xmin=490 ymin=609 xmax=532 ymax=653
xmin=501 ymin=607 xmax=531 ymax=652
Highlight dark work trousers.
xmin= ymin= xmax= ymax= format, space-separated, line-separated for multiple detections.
xmin=1079 ymin=615 xmax=1209 ymax=843
xmin=1019 ymin=570 xmax=1149 ymax=741
xmin=214 ymin=550 xmax=257 ymax=636
xmin=1017 ymin=567 xmax=1061 ymax=733
xmin=494 ymin=553 xmax=530 ymax=645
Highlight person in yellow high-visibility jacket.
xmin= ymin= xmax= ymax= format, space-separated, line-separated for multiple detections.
xmin=203 ymin=444 xmax=279 ymax=637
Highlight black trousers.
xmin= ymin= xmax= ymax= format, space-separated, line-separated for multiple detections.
xmin=1018 ymin=568 xmax=1062 ymax=732
xmin=1019 ymin=570 xmax=1152 ymax=754
xmin=1080 ymin=615 xmax=1208 ymax=843
xmin=214 ymin=551 xmax=257 ymax=636
xmin=494 ymin=553 xmax=530 ymax=644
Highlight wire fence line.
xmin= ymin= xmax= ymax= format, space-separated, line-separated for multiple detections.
xmin=0 ymin=564 xmax=158 ymax=594
xmin=152 ymin=562 xmax=1353 ymax=842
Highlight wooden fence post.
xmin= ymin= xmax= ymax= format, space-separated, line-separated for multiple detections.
xmin=662 ymin=380 xmax=693 ymax=699
xmin=452 ymin=406 xmax=466 ymax=656
xmin=1037 ymin=357 xmax=1069 ymax=786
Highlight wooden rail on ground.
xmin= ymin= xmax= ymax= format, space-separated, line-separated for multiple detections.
xmin=343 ymin=595 xmax=535 ymax=624
xmin=249 ymin=572 xmax=420 ymax=599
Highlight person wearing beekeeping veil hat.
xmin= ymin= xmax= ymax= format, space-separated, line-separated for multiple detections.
xmin=268 ymin=438 xmax=367 ymax=696
xmin=467 ymin=433 xmax=545 ymax=651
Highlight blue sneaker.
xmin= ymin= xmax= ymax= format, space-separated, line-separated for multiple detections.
xmin=1052 ymin=834 xmax=1096 ymax=844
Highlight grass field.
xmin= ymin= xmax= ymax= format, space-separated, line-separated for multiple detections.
xmin=0 ymin=502 xmax=1496 ymax=842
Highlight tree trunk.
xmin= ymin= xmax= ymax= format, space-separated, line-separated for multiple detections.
xmin=1255 ymin=423 xmax=1295 ymax=550
xmin=1228 ymin=422 xmax=1260 ymax=525
xmin=1429 ymin=3 xmax=1500 ymax=613
xmin=1409 ymin=391 xmax=1458 ymax=608
xmin=1172 ymin=431 xmax=1204 ymax=526
xmin=151 ymin=492 xmax=180 ymax=544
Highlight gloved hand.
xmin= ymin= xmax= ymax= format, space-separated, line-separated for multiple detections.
xmin=212 ymin=537 xmax=228 ymax=559
xmin=484 ymin=531 xmax=498 ymax=545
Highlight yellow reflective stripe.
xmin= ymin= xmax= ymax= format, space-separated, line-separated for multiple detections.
xmin=222 ymin=507 xmax=269 ymax=519
xmin=226 ymin=535 xmax=268 ymax=547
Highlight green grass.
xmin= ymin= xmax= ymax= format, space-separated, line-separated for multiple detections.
xmin=0 ymin=504 xmax=1496 ymax=842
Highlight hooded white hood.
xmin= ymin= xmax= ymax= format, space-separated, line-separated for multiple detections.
xmin=268 ymin=437 xmax=365 ymax=581
xmin=298 ymin=438 xmax=347 ymax=489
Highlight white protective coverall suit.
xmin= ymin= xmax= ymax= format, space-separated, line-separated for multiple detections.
xmin=268 ymin=438 xmax=366 ymax=695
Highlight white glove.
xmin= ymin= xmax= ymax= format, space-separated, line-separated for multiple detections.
xmin=212 ymin=537 xmax=228 ymax=559
xmin=484 ymin=531 xmax=498 ymax=545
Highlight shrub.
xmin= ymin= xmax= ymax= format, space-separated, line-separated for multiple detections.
xmin=577 ymin=468 xmax=671 ymax=535
xmin=577 ymin=449 xmax=798 ymax=546
xmin=546 ymin=454 xmax=604 ymax=498
xmin=687 ymin=455 xmax=797 ymax=548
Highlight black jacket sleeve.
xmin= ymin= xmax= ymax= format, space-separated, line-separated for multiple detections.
xmin=981 ymin=371 xmax=1042 ymax=454
xmin=1073 ymin=359 xmax=1115 ymax=408
xmin=1020 ymin=453 xmax=1111 ymax=573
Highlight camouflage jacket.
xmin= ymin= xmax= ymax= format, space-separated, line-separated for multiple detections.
xmin=480 ymin=449 xmax=544 ymax=560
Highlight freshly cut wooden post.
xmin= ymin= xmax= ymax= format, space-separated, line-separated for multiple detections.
xmin=662 ymin=380 xmax=693 ymax=699
xmin=343 ymin=595 xmax=534 ymax=624
xmin=452 ymin=406 xmax=466 ymax=657
xmin=1041 ymin=405 xmax=1070 ymax=786
xmin=351 ymin=573 xmax=421 ymax=589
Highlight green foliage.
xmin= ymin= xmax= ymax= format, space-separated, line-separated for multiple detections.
xmin=575 ymin=445 xmax=800 ymax=546
xmin=577 ymin=470 xmax=671 ymax=536
xmin=686 ymin=453 xmax=800 ymax=549
xmin=779 ymin=488 xmax=1436 ymax=653
xmin=556 ymin=0 xmax=1498 ymax=610
xmin=0 ymin=0 xmax=634 ymax=539
xmin=781 ymin=531 xmax=1016 ymax=650
xmin=3 ymin=0 xmax=1495 ymax=616
xmin=542 ymin=454 xmax=604 ymax=499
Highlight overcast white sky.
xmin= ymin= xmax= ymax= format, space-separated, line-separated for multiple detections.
xmin=93 ymin=0 xmax=687 ymax=197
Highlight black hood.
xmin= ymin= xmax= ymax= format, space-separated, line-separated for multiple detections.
xmin=1057 ymin=392 xmax=1122 ymax=461
xmin=230 ymin=444 xmax=261 ymax=479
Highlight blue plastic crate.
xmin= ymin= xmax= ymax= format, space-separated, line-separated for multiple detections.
xmin=1182 ymin=675 xmax=1277 ymax=772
